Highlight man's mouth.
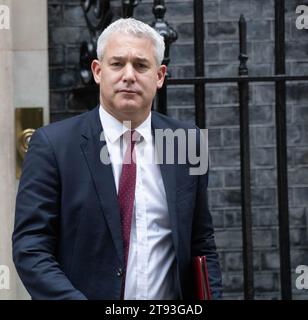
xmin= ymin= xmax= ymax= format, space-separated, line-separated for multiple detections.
xmin=118 ymin=89 xmax=139 ymax=94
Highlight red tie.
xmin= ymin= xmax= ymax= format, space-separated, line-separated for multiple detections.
xmin=118 ymin=130 xmax=137 ymax=299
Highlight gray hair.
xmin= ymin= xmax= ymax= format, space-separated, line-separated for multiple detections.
xmin=96 ymin=18 xmax=165 ymax=65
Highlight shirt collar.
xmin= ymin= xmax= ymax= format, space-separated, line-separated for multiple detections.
xmin=99 ymin=105 xmax=152 ymax=144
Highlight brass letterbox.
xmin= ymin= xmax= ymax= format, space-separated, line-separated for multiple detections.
xmin=15 ymin=108 xmax=43 ymax=178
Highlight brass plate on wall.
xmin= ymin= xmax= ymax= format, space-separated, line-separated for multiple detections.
xmin=15 ymin=108 xmax=43 ymax=179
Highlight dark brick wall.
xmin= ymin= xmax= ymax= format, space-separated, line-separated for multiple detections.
xmin=48 ymin=0 xmax=308 ymax=299
xmin=48 ymin=0 xmax=91 ymax=121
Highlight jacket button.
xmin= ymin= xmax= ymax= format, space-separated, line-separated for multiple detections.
xmin=116 ymin=268 xmax=124 ymax=277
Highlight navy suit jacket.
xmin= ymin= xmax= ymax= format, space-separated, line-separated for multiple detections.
xmin=12 ymin=106 xmax=222 ymax=300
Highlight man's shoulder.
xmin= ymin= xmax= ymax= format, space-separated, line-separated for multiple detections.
xmin=151 ymin=111 xmax=199 ymax=131
xmin=31 ymin=108 xmax=98 ymax=149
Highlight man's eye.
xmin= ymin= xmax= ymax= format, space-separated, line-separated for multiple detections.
xmin=111 ymin=62 xmax=122 ymax=67
xmin=136 ymin=63 xmax=147 ymax=69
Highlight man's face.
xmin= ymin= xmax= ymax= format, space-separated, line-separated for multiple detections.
xmin=92 ymin=33 xmax=166 ymax=125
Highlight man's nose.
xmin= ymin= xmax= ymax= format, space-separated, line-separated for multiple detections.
xmin=122 ymin=63 xmax=136 ymax=83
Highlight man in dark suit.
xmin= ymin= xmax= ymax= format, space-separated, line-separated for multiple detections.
xmin=12 ymin=18 xmax=222 ymax=300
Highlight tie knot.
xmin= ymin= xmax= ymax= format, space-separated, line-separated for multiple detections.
xmin=123 ymin=130 xmax=142 ymax=145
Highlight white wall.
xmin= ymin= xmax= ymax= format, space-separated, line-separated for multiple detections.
xmin=0 ymin=0 xmax=49 ymax=299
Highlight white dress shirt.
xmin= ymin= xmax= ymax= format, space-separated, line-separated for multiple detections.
xmin=99 ymin=106 xmax=179 ymax=300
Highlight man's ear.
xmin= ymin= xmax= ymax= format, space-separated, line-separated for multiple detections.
xmin=157 ymin=64 xmax=167 ymax=89
xmin=91 ymin=59 xmax=102 ymax=84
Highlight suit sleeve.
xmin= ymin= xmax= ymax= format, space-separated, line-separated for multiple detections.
xmin=12 ymin=128 xmax=87 ymax=300
xmin=191 ymin=128 xmax=223 ymax=300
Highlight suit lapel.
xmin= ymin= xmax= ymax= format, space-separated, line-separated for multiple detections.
xmin=80 ymin=106 xmax=123 ymax=264
xmin=151 ymin=113 xmax=179 ymax=256
xmin=79 ymin=108 xmax=181 ymax=265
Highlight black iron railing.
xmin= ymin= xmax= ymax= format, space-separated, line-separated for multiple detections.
xmin=275 ymin=0 xmax=292 ymax=300
xmin=238 ymin=14 xmax=254 ymax=300
xmin=193 ymin=0 xmax=205 ymax=129
xmin=166 ymin=0 xmax=308 ymax=301
xmin=152 ymin=0 xmax=177 ymax=114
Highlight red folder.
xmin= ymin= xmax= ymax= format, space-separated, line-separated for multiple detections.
xmin=192 ymin=256 xmax=212 ymax=300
